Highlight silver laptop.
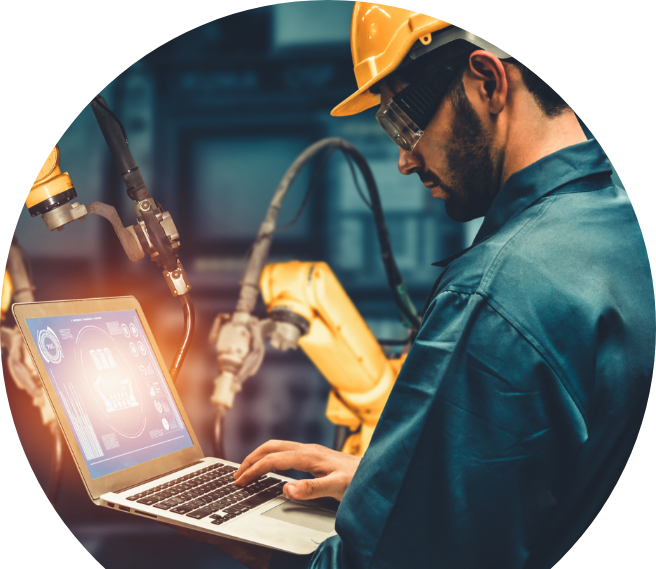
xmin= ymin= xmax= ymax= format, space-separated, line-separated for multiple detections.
xmin=13 ymin=296 xmax=337 ymax=556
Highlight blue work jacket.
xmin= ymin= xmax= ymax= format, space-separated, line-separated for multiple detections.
xmin=307 ymin=139 xmax=654 ymax=569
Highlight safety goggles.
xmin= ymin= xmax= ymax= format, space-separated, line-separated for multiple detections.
xmin=375 ymin=57 xmax=469 ymax=152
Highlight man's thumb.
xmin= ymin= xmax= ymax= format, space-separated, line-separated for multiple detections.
xmin=284 ymin=478 xmax=324 ymax=500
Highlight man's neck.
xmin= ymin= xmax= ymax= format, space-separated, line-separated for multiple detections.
xmin=499 ymin=101 xmax=588 ymax=187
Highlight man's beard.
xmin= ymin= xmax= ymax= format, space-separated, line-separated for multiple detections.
xmin=424 ymin=79 xmax=501 ymax=222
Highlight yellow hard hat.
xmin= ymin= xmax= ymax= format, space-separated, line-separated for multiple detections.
xmin=332 ymin=2 xmax=510 ymax=117
xmin=330 ymin=0 xmax=655 ymax=117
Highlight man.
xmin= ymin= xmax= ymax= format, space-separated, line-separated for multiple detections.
xmin=173 ymin=4 xmax=654 ymax=568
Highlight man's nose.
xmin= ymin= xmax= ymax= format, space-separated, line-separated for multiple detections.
xmin=398 ymin=147 xmax=422 ymax=175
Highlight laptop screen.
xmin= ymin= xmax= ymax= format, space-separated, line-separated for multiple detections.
xmin=24 ymin=309 xmax=194 ymax=479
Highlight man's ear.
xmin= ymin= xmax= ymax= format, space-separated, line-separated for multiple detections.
xmin=466 ymin=50 xmax=508 ymax=115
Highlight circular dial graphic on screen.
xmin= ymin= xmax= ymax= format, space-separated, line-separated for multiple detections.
xmin=76 ymin=326 xmax=146 ymax=438
xmin=38 ymin=327 xmax=63 ymax=364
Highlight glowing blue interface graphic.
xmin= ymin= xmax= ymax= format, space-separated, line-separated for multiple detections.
xmin=25 ymin=309 xmax=193 ymax=479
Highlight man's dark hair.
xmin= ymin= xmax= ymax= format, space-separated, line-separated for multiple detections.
xmin=379 ymin=41 xmax=570 ymax=118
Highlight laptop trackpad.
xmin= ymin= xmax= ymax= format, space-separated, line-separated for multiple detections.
xmin=261 ymin=501 xmax=336 ymax=533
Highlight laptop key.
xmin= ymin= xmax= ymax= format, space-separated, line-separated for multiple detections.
xmin=211 ymin=510 xmax=232 ymax=518
xmin=153 ymin=501 xmax=174 ymax=510
xmin=223 ymin=505 xmax=251 ymax=515
xmin=186 ymin=508 xmax=214 ymax=520
xmin=240 ymin=490 xmax=278 ymax=508
xmin=262 ymin=486 xmax=283 ymax=500
xmin=171 ymin=504 xmax=197 ymax=515
xmin=137 ymin=496 xmax=162 ymax=506
xmin=215 ymin=498 xmax=235 ymax=508
xmin=154 ymin=498 xmax=186 ymax=510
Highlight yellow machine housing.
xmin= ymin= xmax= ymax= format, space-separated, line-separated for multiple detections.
xmin=26 ymin=146 xmax=76 ymax=216
xmin=260 ymin=261 xmax=406 ymax=457
xmin=1 ymin=270 xmax=12 ymax=322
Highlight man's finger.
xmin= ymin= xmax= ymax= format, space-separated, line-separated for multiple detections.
xmin=234 ymin=440 xmax=301 ymax=479
xmin=283 ymin=474 xmax=339 ymax=501
xmin=235 ymin=450 xmax=300 ymax=486
xmin=235 ymin=450 xmax=308 ymax=486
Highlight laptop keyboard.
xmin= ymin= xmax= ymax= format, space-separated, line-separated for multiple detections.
xmin=125 ymin=463 xmax=285 ymax=525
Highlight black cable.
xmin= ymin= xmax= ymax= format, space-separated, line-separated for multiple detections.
xmin=338 ymin=141 xmax=421 ymax=332
xmin=169 ymin=293 xmax=195 ymax=383
xmin=91 ymin=94 xmax=195 ymax=382
xmin=240 ymin=146 xmax=373 ymax=277
xmin=240 ymin=147 xmax=340 ymax=277
xmin=342 ymin=151 xmax=372 ymax=210
xmin=274 ymin=147 xmax=340 ymax=234
xmin=238 ymin=137 xmax=420 ymax=332
xmin=93 ymin=96 xmax=128 ymax=144
xmin=333 ymin=425 xmax=351 ymax=452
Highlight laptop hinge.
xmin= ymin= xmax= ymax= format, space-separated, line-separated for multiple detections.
xmin=115 ymin=460 xmax=205 ymax=495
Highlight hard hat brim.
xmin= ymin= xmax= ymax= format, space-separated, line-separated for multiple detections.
xmin=331 ymin=86 xmax=381 ymax=117
xmin=331 ymin=19 xmax=452 ymax=117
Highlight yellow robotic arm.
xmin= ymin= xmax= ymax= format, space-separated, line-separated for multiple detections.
xmin=260 ymin=261 xmax=406 ymax=457
xmin=1 ymin=270 xmax=12 ymax=322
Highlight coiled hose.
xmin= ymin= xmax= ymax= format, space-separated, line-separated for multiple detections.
xmin=214 ymin=137 xmax=420 ymax=454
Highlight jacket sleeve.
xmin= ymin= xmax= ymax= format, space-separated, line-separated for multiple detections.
xmin=366 ymin=291 xmax=601 ymax=569
xmin=306 ymin=536 xmax=348 ymax=568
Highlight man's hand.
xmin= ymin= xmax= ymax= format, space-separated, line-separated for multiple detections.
xmin=161 ymin=440 xmax=359 ymax=568
xmin=234 ymin=440 xmax=360 ymax=502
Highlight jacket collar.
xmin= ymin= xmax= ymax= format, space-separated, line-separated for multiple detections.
xmin=432 ymin=139 xmax=613 ymax=268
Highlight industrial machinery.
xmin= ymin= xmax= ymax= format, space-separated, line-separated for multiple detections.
xmin=209 ymin=138 xmax=420 ymax=457
xmin=24 ymin=96 xmax=194 ymax=382
xmin=3 ymin=95 xmax=195 ymax=506
xmin=1 ymin=240 xmax=64 ymax=506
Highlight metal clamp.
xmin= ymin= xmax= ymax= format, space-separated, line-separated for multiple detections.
xmin=41 ymin=201 xmax=87 ymax=231
xmin=134 ymin=199 xmax=181 ymax=259
xmin=162 ymin=262 xmax=191 ymax=297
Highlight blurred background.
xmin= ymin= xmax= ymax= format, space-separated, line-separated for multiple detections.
xmin=2 ymin=2 xmax=619 ymax=568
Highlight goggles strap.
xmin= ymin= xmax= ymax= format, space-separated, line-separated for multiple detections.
xmin=392 ymin=56 xmax=469 ymax=131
